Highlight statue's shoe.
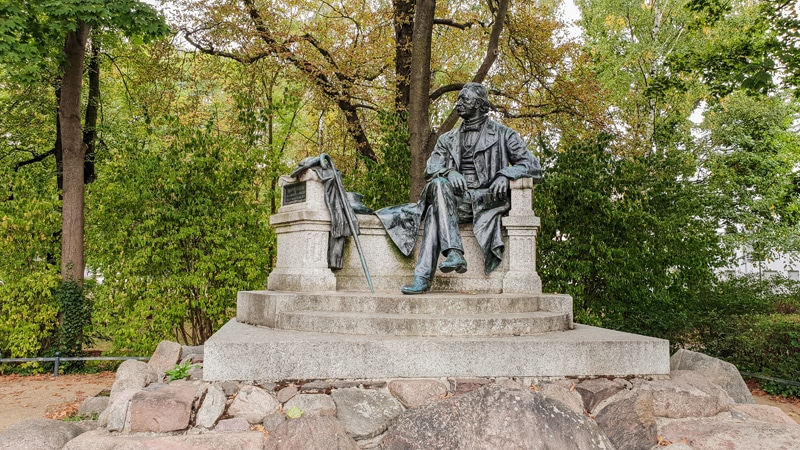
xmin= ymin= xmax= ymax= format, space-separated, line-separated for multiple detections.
xmin=438 ymin=251 xmax=467 ymax=274
xmin=401 ymin=277 xmax=431 ymax=295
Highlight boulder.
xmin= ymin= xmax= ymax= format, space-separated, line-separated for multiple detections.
xmin=265 ymin=416 xmax=359 ymax=450
xmin=78 ymin=396 xmax=110 ymax=417
xmin=388 ymin=379 xmax=448 ymax=408
xmin=128 ymin=383 xmax=197 ymax=433
xmin=228 ymin=385 xmax=280 ymax=424
xmin=671 ymin=349 xmax=754 ymax=404
xmin=658 ymin=416 xmax=800 ymax=449
xmin=538 ymin=380 xmax=586 ymax=416
xmin=109 ymin=360 xmax=157 ymax=404
xmin=453 ymin=378 xmax=491 ymax=395
xmin=63 ymin=429 xmax=265 ymax=450
xmin=215 ymin=417 xmax=251 ymax=432
xmin=98 ymin=387 xmax=139 ymax=432
xmin=331 ymin=387 xmax=404 ymax=440
xmin=147 ymin=340 xmax=183 ymax=377
xmin=634 ymin=370 xmax=734 ymax=418
xmin=575 ymin=377 xmax=626 ymax=413
xmin=277 ymin=385 xmax=299 ymax=403
xmin=383 ymin=385 xmax=613 ymax=450
xmin=263 ymin=412 xmax=287 ymax=432
xmin=284 ymin=393 xmax=337 ymax=417
xmin=0 ymin=418 xmax=85 ymax=450
xmin=731 ymin=404 xmax=800 ymax=426
xmin=594 ymin=390 xmax=658 ymax=450
xmin=195 ymin=384 xmax=227 ymax=429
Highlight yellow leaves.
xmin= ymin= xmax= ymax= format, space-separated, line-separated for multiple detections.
xmin=604 ymin=14 xmax=626 ymax=32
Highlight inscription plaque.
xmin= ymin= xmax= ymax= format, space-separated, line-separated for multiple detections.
xmin=283 ymin=181 xmax=307 ymax=206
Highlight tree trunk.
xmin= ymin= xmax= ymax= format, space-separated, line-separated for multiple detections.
xmin=407 ymin=0 xmax=437 ymax=200
xmin=83 ymin=41 xmax=100 ymax=185
xmin=394 ymin=0 xmax=415 ymax=112
xmin=60 ymin=24 xmax=90 ymax=284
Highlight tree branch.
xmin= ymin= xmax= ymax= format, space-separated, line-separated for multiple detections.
xmin=433 ymin=18 xmax=478 ymax=30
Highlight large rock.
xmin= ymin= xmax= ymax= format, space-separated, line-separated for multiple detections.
xmin=129 ymin=383 xmax=197 ymax=433
xmin=658 ymin=416 xmax=800 ymax=449
xmin=383 ymin=385 xmax=613 ymax=449
xmin=148 ymin=340 xmax=183 ymax=377
xmin=78 ymin=396 xmax=110 ymax=417
xmin=671 ymin=349 xmax=754 ymax=404
xmin=284 ymin=393 xmax=337 ymax=417
xmin=594 ymin=390 xmax=658 ymax=450
xmin=0 ymin=419 xmax=85 ymax=450
xmin=264 ymin=416 xmax=359 ymax=450
xmin=633 ymin=370 xmax=734 ymax=418
xmin=110 ymin=360 xmax=157 ymax=404
xmin=331 ymin=387 xmax=404 ymax=440
xmin=228 ymin=385 xmax=280 ymax=424
xmin=98 ymin=387 xmax=139 ymax=432
xmin=196 ymin=384 xmax=227 ymax=429
xmin=538 ymin=380 xmax=586 ymax=415
xmin=575 ymin=378 xmax=626 ymax=413
xmin=63 ymin=429 xmax=265 ymax=450
xmin=731 ymin=404 xmax=800 ymax=426
xmin=388 ymin=379 xmax=448 ymax=408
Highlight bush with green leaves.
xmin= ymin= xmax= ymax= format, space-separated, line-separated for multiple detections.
xmin=86 ymin=117 xmax=273 ymax=354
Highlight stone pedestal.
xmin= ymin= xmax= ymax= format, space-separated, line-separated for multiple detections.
xmin=503 ymin=178 xmax=542 ymax=294
xmin=266 ymin=170 xmax=336 ymax=292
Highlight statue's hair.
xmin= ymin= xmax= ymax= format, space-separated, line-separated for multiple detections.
xmin=462 ymin=82 xmax=492 ymax=114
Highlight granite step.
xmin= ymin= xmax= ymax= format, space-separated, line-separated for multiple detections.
xmin=276 ymin=310 xmax=572 ymax=336
xmin=237 ymin=291 xmax=573 ymax=329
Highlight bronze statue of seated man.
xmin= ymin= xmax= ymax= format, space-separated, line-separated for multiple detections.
xmin=375 ymin=82 xmax=542 ymax=294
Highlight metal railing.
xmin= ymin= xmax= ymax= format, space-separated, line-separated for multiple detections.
xmin=0 ymin=353 xmax=149 ymax=377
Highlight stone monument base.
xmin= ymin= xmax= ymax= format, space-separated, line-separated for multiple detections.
xmin=204 ymin=319 xmax=669 ymax=381
xmin=204 ymin=290 xmax=669 ymax=381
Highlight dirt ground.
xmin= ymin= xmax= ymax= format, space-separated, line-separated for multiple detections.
xmin=0 ymin=372 xmax=799 ymax=433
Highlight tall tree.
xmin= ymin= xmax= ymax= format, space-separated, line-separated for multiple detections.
xmin=0 ymin=1 xmax=168 ymax=284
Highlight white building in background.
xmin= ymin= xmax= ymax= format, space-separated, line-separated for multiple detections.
xmin=721 ymin=247 xmax=799 ymax=281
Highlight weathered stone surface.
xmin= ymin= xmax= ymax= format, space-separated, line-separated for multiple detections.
xmin=659 ymin=417 xmax=800 ymax=449
xmin=181 ymin=345 xmax=204 ymax=358
xmin=218 ymin=381 xmax=239 ymax=396
xmin=301 ymin=380 xmax=332 ymax=393
xmin=453 ymin=378 xmax=491 ymax=395
xmin=188 ymin=366 xmax=203 ymax=381
xmin=634 ymin=370 xmax=734 ymax=418
xmin=78 ymin=396 xmax=110 ymax=417
xmin=196 ymin=384 xmax=227 ymax=429
xmin=110 ymin=360 xmax=157 ymax=404
xmin=594 ymin=390 xmax=658 ymax=450
xmin=63 ymin=429 xmax=265 ymax=450
xmin=731 ymin=404 xmax=800 ymax=426
xmin=129 ymin=383 xmax=197 ymax=433
xmin=277 ymin=385 xmax=299 ymax=403
xmin=575 ymin=377 xmax=626 ymax=413
xmin=388 ymin=379 xmax=447 ymax=408
xmin=331 ymin=387 xmax=404 ymax=440
xmin=263 ymin=412 xmax=287 ymax=432
xmin=148 ymin=340 xmax=183 ymax=376
xmin=99 ymin=387 xmax=139 ymax=431
xmin=228 ymin=385 xmax=280 ymax=424
xmin=265 ymin=416 xmax=359 ymax=450
xmin=538 ymin=381 xmax=585 ymax=416
xmin=383 ymin=385 xmax=613 ymax=450
xmin=671 ymin=349 xmax=754 ymax=404
xmin=284 ymin=393 xmax=337 ymax=417
xmin=215 ymin=417 xmax=251 ymax=432
xmin=0 ymin=418 xmax=84 ymax=450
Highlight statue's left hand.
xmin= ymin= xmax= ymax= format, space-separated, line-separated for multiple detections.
xmin=489 ymin=176 xmax=509 ymax=200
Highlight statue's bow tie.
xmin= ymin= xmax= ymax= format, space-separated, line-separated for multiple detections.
xmin=460 ymin=124 xmax=482 ymax=132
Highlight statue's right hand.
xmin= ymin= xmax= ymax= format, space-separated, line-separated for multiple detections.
xmin=446 ymin=171 xmax=467 ymax=195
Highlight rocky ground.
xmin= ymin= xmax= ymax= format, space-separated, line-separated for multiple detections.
xmin=1 ymin=345 xmax=800 ymax=449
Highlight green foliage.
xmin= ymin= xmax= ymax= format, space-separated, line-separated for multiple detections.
xmin=165 ymin=360 xmax=195 ymax=382
xmin=87 ymin=117 xmax=272 ymax=353
xmin=285 ymin=405 xmax=303 ymax=419
xmin=345 ymin=112 xmax=411 ymax=209
xmin=53 ymin=281 xmax=91 ymax=356
xmin=534 ymin=135 xmax=726 ymax=343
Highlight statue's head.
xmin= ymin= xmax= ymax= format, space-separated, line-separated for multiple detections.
xmin=456 ymin=82 xmax=491 ymax=120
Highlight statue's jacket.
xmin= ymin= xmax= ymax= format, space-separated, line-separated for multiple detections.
xmin=376 ymin=118 xmax=542 ymax=274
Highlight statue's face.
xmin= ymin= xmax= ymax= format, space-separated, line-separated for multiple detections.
xmin=455 ymin=89 xmax=483 ymax=121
